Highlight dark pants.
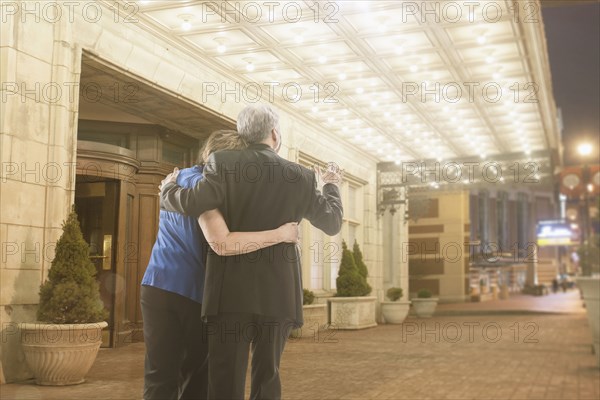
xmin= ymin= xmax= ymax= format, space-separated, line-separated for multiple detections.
xmin=206 ymin=313 xmax=294 ymax=400
xmin=141 ymin=285 xmax=209 ymax=400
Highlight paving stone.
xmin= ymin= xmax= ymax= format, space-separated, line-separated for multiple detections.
xmin=1 ymin=293 xmax=598 ymax=400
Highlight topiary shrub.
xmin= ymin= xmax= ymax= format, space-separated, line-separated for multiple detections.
xmin=417 ymin=289 xmax=432 ymax=299
xmin=386 ymin=287 xmax=403 ymax=301
xmin=336 ymin=241 xmax=371 ymax=297
xmin=353 ymin=241 xmax=368 ymax=279
xmin=352 ymin=241 xmax=372 ymax=295
xmin=37 ymin=208 xmax=108 ymax=324
xmin=303 ymin=289 xmax=315 ymax=305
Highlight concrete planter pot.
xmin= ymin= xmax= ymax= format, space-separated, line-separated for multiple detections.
xmin=380 ymin=301 xmax=411 ymax=324
xmin=20 ymin=321 xmax=108 ymax=385
xmin=328 ymin=297 xmax=377 ymax=330
xmin=291 ymin=304 xmax=328 ymax=338
xmin=577 ymin=277 xmax=600 ymax=368
xmin=411 ymin=298 xmax=439 ymax=318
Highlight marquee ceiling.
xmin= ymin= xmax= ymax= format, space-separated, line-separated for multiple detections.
xmin=125 ymin=0 xmax=560 ymax=165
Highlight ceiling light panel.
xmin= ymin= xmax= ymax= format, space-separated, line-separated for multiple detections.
xmin=184 ymin=30 xmax=258 ymax=52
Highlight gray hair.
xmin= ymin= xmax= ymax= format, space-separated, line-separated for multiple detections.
xmin=236 ymin=104 xmax=280 ymax=144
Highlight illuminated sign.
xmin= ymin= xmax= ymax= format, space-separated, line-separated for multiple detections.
xmin=536 ymin=220 xmax=577 ymax=246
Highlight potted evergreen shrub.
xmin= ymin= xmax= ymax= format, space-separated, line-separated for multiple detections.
xmin=411 ymin=289 xmax=439 ymax=318
xmin=328 ymin=241 xmax=377 ymax=329
xmin=576 ymin=232 xmax=600 ymax=367
xmin=291 ymin=289 xmax=328 ymax=339
xmin=381 ymin=287 xmax=411 ymax=324
xmin=20 ymin=209 xmax=109 ymax=385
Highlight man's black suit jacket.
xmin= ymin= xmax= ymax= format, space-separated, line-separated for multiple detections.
xmin=159 ymin=143 xmax=343 ymax=325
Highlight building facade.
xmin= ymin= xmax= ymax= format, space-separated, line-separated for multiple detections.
xmin=1 ymin=0 xmax=561 ymax=383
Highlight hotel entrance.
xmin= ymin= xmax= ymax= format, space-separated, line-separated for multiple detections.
xmin=66 ymin=54 xmax=236 ymax=347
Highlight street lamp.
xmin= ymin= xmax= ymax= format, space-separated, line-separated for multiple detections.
xmin=578 ymin=143 xmax=593 ymax=157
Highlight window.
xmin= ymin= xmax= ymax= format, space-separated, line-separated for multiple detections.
xmin=496 ymin=192 xmax=509 ymax=252
xmin=296 ymin=153 xmax=365 ymax=293
xmin=162 ymin=142 xmax=186 ymax=166
xmin=309 ymin=225 xmax=324 ymax=290
xmin=78 ymin=131 xmax=129 ymax=148
xmin=478 ymin=190 xmax=490 ymax=246
xmin=347 ymin=185 xmax=357 ymax=220
xmin=328 ymin=233 xmax=342 ymax=290
xmin=348 ymin=224 xmax=357 ymax=247
xmin=517 ymin=193 xmax=529 ymax=253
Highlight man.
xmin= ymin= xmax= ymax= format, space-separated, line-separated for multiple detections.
xmin=160 ymin=104 xmax=343 ymax=399
xmin=143 ymin=130 xmax=299 ymax=400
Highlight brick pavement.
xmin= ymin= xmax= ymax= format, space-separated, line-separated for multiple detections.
xmin=2 ymin=293 xmax=599 ymax=400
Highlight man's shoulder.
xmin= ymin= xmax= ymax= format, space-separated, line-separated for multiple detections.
xmin=211 ymin=149 xmax=315 ymax=177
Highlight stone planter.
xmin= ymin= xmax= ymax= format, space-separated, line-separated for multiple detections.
xmin=577 ymin=277 xmax=600 ymax=368
xmin=20 ymin=321 xmax=108 ymax=385
xmin=381 ymin=301 xmax=411 ymax=324
xmin=291 ymin=304 xmax=328 ymax=338
xmin=328 ymin=297 xmax=377 ymax=330
xmin=411 ymin=298 xmax=439 ymax=318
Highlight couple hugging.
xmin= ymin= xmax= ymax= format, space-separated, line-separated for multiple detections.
xmin=141 ymin=104 xmax=344 ymax=400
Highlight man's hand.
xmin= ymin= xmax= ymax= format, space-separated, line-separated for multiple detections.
xmin=317 ymin=163 xmax=344 ymax=187
xmin=158 ymin=167 xmax=180 ymax=193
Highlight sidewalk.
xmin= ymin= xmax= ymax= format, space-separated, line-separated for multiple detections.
xmin=1 ymin=292 xmax=598 ymax=400
xmin=435 ymin=290 xmax=586 ymax=315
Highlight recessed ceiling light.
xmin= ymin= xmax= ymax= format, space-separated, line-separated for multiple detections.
xmin=356 ymin=87 xmax=364 ymax=94
xmin=319 ymin=56 xmax=327 ymax=64
xmin=339 ymin=73 xmax=347 ymax=80
xmin=371 ymin=101 xmax=378 ymax=107
xmin=410 ymin=65 xmax=419 ymax=73
xmin=179 ymin=15 xmax=193 ymax=31
xmin=486 ymin=56 xmax=494 ymax=64
xmin=395 ymin=46 xmax=404 ymax=55
xmin=245 ymin=61 xmax=255 ymax=72
xmin=311 ymin=106 xmax=318 ymax=113
xmin=477 ymin=35 xmax=487 ymax=45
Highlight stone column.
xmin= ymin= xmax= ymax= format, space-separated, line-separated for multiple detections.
xmin=0 ymin=4 xmax=78 ymax=383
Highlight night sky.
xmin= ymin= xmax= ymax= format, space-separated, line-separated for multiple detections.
xmin=542 ymin=3 xmax=600 ymax=166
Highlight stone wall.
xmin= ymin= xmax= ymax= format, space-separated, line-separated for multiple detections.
xmin=1 ymin=7 xmax=80 ymax=383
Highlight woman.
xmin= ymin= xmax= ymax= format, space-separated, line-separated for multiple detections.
xmin=141 ymin=130 xmax=298 ymax=400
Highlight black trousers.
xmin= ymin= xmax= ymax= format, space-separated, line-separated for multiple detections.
xmin=141 ymin=285 xmax=209 ymax=400
xmin=205 ymin=313 xmax=294 ymax=400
